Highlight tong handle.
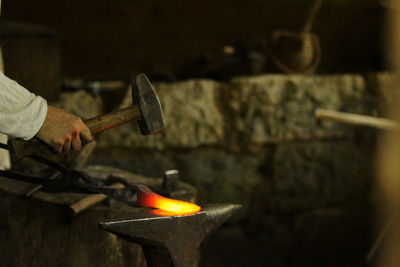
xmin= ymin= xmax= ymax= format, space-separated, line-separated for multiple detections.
xmin=66 ymin=182 xmax=125 ymax=216
xmin=8 ymin=138 xmax=50 ymax=164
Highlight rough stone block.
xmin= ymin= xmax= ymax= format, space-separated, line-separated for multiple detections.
xmin=97 ymin=79 xmax=224 ymax=149
xmin=223 ymin=75 xmax=370 ymax=147
xmin=257 ymin=142 xmax=370 ymax=214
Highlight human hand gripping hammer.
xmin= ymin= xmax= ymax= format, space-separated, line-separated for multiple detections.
xmin=8 ymin=74 xmax=165 ymax=163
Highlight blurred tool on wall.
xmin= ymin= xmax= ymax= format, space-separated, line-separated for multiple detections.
xmin=268 ymin=0 xmax=323 ymax=74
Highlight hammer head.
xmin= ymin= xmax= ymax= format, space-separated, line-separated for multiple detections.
xmin=133 ymin=74 xmax=165 ymax=135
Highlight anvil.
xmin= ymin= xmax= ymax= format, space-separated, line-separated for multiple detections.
xmin=99 ymin=204 xmax=241 ymax=267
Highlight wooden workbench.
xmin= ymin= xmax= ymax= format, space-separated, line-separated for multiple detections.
xmin=0 ymin=165 xmax=170 ymax=267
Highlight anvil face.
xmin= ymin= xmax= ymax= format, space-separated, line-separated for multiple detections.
xmin=99 ymin=204 xmax=241 ymax=267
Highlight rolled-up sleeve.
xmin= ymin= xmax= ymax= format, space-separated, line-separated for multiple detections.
xmin=0 ymin=71 xmax=47 ymax=140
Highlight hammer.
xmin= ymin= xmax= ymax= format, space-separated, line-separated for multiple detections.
xmin=8 ymin=73 xmax=164 ymax=162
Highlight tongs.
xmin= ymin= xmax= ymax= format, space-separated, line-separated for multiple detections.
xmin=0 ymin=143 xmax=141 ymax=206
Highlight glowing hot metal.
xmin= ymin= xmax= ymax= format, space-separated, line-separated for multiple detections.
xmin=136 ymin=186 xmax=201 ymax=216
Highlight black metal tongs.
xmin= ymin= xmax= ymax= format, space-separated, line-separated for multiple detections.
xmin=0 ymin=143 xmax=140 ymax=206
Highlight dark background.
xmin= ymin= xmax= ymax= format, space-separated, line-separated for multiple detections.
xmin=2 ymin=0 xmax=387 ymax=81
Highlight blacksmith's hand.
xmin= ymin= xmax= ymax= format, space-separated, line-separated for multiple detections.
xmin=36 ymin=106 xmax=93 ymax=153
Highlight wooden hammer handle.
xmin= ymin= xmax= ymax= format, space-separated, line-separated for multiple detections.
xmin=84 ymin=106 xmax=140 ymax=134
xmin=65 ymin=182 xmax=125 ymax=216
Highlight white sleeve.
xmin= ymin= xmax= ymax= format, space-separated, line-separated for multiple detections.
xmin=0 ymin=71 xmax=48 ymax=140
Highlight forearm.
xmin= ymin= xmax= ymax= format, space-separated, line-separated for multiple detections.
xmin=0 ymin=71 xmax=48 ymax=140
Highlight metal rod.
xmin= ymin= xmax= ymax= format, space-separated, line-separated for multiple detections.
xmin=315 ymin=108 xmax=399 ymax=131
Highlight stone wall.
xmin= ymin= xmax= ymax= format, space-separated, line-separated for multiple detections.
xmin=57 ymin=73 xmax=384 ymax=266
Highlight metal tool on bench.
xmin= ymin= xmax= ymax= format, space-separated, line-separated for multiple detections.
xmin=8 ymin=73 xmax=164 ymax=163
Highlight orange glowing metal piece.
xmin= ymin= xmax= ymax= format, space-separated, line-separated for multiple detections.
xmin=137 ymin=190 xmax=201 ymax=216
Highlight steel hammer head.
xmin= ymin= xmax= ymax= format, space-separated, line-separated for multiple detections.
xmin=133 ymin=74 xmax=165 ymax=135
